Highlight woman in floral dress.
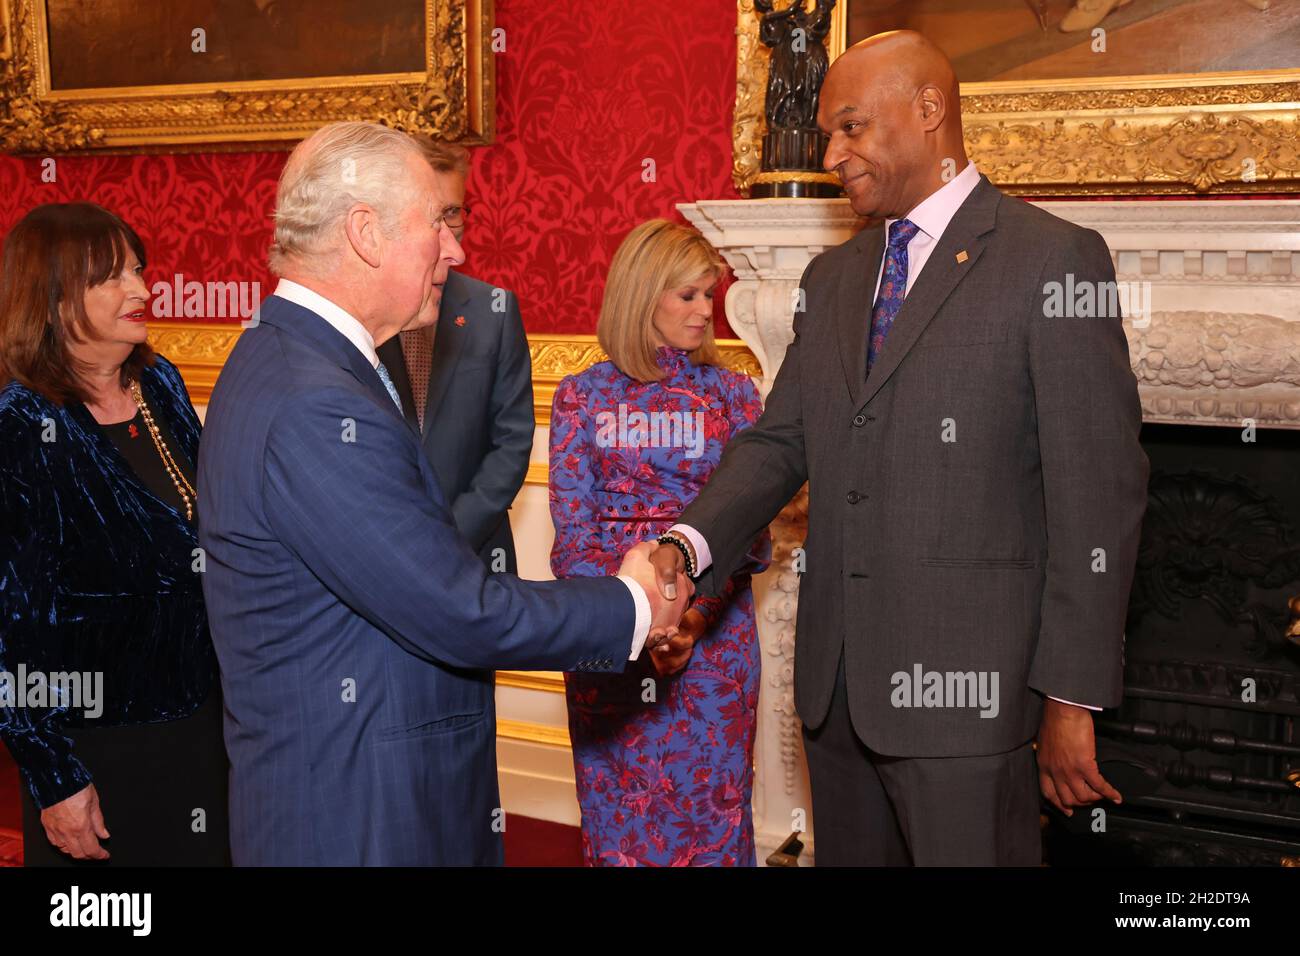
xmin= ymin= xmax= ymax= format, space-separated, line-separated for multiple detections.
xmin=549 ymin=219 xmax=770 ymax=866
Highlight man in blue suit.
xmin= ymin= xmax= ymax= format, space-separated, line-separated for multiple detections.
xmin=198 ymin=122 xmax=688 ymax=866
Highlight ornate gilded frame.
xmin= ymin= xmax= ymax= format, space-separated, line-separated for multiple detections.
xmin=0 ymin=0 xmax=494 ymax=152
xmin=733 ymin=0 xmax=1300 ymax=197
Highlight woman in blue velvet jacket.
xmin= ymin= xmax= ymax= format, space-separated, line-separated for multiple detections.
xmin=0 ymin=203 xmax=228 ymax=865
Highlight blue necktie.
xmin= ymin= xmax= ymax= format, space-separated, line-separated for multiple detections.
xmin=867 ymin=218 xmax=921 ymax=374
xmin=375 ymin=361 xmax=403 ymax=411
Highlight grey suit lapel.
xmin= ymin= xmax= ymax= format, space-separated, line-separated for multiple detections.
xmin=855 ymin=176 xmax=1001 ymax=411
xmin=421 ymin=270 xmax=473 ymax=437
xmin=836 ymin=227 xmax=883 ymax=404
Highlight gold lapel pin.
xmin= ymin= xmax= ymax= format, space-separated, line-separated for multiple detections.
xmin=955 ymin=250 xmax=969 ymax=264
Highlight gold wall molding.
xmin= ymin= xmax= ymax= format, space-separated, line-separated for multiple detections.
xmin=147 ymin=322 xmax=244 ymax=406
xmin=524 ymin=462 xmax=548 ymax=488
xmin=150 ymin=321 xmax=758 ymax=432
xmin=496 ymin=718 xmax=571 ymax=748
xmin=528 ymin=332 xmax=761 ymax=426
xmin=733 ymin=1 xmax=1300 ymax=197
xmin=496 ymin=670 xmax=565 ymax=694
xmin=0 ymin=0 xmax=493 ymax=152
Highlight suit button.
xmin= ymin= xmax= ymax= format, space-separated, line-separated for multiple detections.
xmin=853 ymin=414 xmax=866 ymax=427
xmin=846 ymin=491 xmax=863 ymax=504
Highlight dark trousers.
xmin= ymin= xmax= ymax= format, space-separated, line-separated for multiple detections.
xmin=802 ymin=654 xmax=1041 ymax=866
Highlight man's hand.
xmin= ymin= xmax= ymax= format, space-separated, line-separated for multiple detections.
xmin=649 ymin=627 xmax=693 ymax=676
xmin=648 ymin=608 xmax=705 ymax=677
xmin=1036 ymin=699 xmax=1122 ymax=816
xmin=649 ymin=540 xmax=688 ymax=600
xmin=619 ymin=542 xmax=691 ymax=648
xmin=40 ymin=783 xmax=110 ymax=860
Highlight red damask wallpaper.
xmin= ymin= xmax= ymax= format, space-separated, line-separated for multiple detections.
xmin=0 ymin=0 xmax=741 ymax=337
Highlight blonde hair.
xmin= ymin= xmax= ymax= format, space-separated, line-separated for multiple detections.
xmin=268 ymin=121 xmax=427 ymax=275
xmin=597 ymin=219 xmax=726 ymax=382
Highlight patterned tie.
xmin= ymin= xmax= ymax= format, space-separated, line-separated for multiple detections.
xmin=867 ymin=218 xmax=921 ymax=374
xmin=375 ymin=360 xmax=403 ymax=412
xmin=400 ymin=327 xmax=434 ymax=431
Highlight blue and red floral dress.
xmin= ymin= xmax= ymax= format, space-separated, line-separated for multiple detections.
xmin=549 ymin=346 xmax=771 ymax=866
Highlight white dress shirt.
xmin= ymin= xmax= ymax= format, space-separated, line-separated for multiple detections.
xmin=669 ymin=164 xmax=1097 ymax=707
xmin=274 ymin=278 xmax=380 ymax=367
xmin=271 ymin=279 xmax=651 ymax=660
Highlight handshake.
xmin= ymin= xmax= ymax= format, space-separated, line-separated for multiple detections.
xmin=617 ymin=539 xmax=704 ymax=678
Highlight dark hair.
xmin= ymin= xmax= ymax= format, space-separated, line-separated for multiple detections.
xmin=411 ymin=135 xmax=471 ymax=176
xmin=0 ymin=202 xmax=154 ymax=405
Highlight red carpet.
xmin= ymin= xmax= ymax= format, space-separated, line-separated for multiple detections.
xmin=503 ymin=814 xmax=583 ymax=867
xmin=0 ymin=745 xmax=580 ymax=867
xmin=0 ymin=746 xmax=22 ymax=866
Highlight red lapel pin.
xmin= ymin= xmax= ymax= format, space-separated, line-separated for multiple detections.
xmin=455 ymin=315 xmax=467 ymax=327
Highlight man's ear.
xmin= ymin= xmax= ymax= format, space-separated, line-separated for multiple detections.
xmin=343 ymin=204 xmax=382 ymax=269
xmin=918 ymin=86 xmax=946 ymax=132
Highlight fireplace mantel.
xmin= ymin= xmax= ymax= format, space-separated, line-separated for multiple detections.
xmin=1045 ymin=199 xmax=1300 ymax=429
xmin=683 ymin=197 xmax=1300 ymax=428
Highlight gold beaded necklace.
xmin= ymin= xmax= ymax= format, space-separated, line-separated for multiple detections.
xmin=128 ymin=380 xmax=197 ymax=521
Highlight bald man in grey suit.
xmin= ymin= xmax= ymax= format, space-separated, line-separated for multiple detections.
xmin=650 ymin=31 xmax=1148 ymax=865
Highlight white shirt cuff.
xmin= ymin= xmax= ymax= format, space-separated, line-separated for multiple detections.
xmin=617 ymin=575 xmax=651 ymax=660
xmin=1048 ymin=695 xmax=1101 ymax=712
xmin=668 ymin=524 xmax=712 ymax=573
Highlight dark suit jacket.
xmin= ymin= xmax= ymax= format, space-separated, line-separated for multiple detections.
xmin=197 ymin=294 xmax=632 ymax=865
xmin=678 ymin=176 xmax=1149 ymax=758
xmin=0 ymin=357 xmax=215 ymax=809
xmin=377 ymin=270 xmax=533 ymax=573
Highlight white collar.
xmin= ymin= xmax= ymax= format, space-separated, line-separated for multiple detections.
xmin=888 ymin=160 xmax=981 ymax=242
xmin=273 ymin=278 xmax=378 ymax=368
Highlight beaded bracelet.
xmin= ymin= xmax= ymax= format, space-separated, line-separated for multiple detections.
xmin=656 ymin=532 xmax=698 ymax=579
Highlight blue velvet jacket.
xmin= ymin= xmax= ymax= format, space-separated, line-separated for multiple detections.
xmin=0 ymin=355 xmax=216 ymax=809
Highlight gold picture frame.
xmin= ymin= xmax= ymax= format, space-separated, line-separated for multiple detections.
xmin=0 ymin=0 xmax=494 ymax=152
xmin=733 ymin=0 xmax=1300 ymax=197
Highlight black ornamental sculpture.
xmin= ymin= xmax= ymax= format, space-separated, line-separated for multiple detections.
xmin=752 ymin=0 xmax=841 ymax=198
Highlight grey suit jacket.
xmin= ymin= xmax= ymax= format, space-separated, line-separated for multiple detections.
xmin=678 ymin=176 xmax=1149 ymax=757
xmin=378 ymin=269 xmax=534 ymax=573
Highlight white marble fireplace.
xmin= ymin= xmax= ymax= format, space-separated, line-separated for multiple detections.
xmin=678 ymin=195 xmax=1300 ymax=864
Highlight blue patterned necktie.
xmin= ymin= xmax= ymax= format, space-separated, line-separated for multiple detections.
xmin=867 ymin=218 xmax=921 ymax=374
xmin=375 ymin=361 xmax=403 ymax=411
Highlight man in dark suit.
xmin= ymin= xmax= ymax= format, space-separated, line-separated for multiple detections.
xmin=199 ymin=122 xmax=688 ymax=866
xmin=377 ymin=141 xmax=531 ymax=574
xmin=650 ymin=31 xmax=1149 ymax=865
